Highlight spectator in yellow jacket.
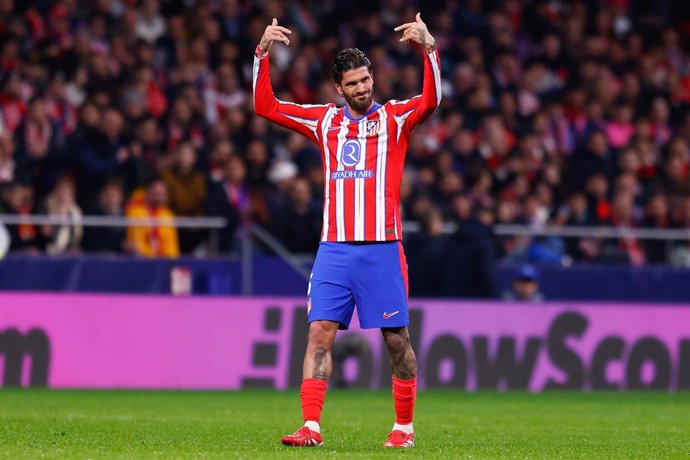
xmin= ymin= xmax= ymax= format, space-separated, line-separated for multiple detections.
xmin=125 ymin=178 xmax=180 ymax=258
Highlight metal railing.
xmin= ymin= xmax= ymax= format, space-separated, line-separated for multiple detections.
xmin=0 ymin=214 xmax=226 ymax=228
xmin=402 ymin=221 xmax=690 ymax=240
xmin=6 ymin=213 xmax=686 ymax=240
xmin=3 ymin=214 xmax=690 ymax=294
xmin=240 ymin=224 xmax=313 ymax=295
xmin=0 ymin=213 xmax=314 ymax=295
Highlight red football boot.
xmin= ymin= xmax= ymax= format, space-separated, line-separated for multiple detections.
xmin=280 ymin=426 xmax=322 ymax=447
xmin=383 ymin=429 xmax=415 ymax=448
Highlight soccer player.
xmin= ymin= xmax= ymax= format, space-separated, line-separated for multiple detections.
xmin=253 ymin=13 xmax=440 ymax=448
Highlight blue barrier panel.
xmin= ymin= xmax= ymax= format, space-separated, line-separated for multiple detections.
xmin=497 ymin=264 xmax=690 ymax=302
xmin=1 ymin=254 xmax=689 ymax=302
xmin=0 ymin=254 xmax=241 ymax=295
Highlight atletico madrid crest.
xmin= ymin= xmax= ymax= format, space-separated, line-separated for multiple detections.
xmin=366 ymin=120 xmax=380 ymax=136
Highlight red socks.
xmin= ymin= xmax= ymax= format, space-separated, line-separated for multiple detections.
xmin=392 ymin=377 xmax=417 ymax=425
xmin=300 ymin=378 xmax=327 ymax=423
xmin=300 ymin=377 xmax=415 ymax=426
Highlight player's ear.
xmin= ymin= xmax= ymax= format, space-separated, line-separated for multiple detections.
xmin=334 ymin=82 xmax=343 ymax=97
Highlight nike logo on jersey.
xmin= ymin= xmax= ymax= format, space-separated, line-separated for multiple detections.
xmin=383 ymin=311 xmax=400 ymax=319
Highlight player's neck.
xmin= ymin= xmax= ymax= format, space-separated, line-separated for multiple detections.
xmin=346 ymin=101 xmax=376 ymax=119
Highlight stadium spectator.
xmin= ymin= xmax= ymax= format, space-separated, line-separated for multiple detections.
xmin=405 ymin=206 xmax=446 ymax=297
xmin=554 ymin=191 xmax=594 ymax=262
xmin=270 ymin=177 xmax=321 ymax=254
xmin=74 ymin=108 xmax=137 ymax=210
xmin=125 ymin=178 xmax=179 ymax=258
xmin=606 ymin=193 xmax=645 ymax=265
xmin=136 ymin=0 xmax=166 ymax=44
xmin=42 ymin=175 xmax=82 ymax=255
xmin=82 ymin=178 xmax=127 ymax=254
xmin=0 ymin=221 xmax=8 ymax=259
xmin=204 ymin=154 xmax=243 ymax=253
xmin=0 ymin=73 xmax=26 ymax=134
xmin=566 ymin=131 xmax=614 ymax=191
xmin=130 ymin=116 xmax=165 ymax=179
xmin=0 ymin=181 xmax=46 ymax=253
xmin=584 ymin=173 xmax=612 ymax=225
xmin=160 ymin=142 xmax=208 ymax=253
xmin=14 ymin=96 xmax=65 ymax=198
xmin=0 ymin=129 xmax=15 ymax=186
xmin=203 ymin=63 xmax=247 ymax=125
xmin=641 ymin=192 xmax=671 ymax=264
xmin=439 ymin=205 xmax=499 ymax=298
xmin=265 ymin=158 xmax=298 ymax=211
xmin=164 ymin=97 xmax=204 ymax=153
xmin=669 ymin=196 xmax=690 ymax=266
xmin=606 ymin=103 xmax=635 ymax=149
xmin=503 ymin=264 xmax=544 ymax=302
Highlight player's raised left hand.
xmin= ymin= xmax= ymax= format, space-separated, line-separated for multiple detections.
xmin=394 ymin=13 xmax=436 ymax=53
xmin=258 ymin=18 xmax=292 ymax=53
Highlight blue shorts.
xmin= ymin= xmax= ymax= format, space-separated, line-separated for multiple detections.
xmin=307 ymin=241 xmax=409 ymax=330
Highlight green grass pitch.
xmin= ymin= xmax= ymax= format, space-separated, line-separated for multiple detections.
xmin=1 ymin=389 xmax=689 ymax=459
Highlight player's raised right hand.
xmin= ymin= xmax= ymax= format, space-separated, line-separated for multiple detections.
xmin=258 ymin=18 xmax=292 ymax=53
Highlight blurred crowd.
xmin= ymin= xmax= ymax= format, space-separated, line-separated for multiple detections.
xmin=0 ymin=0 xmax=690 ymax=272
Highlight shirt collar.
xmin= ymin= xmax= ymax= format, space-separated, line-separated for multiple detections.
xmin=344 ymin=102 xmax=380 ymax=121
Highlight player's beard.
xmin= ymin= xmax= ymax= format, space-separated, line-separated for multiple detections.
xmin=344 ymin=91 xmax=373 ymax=113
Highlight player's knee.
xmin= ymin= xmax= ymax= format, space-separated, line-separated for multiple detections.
xmin=384 ymin=334 xmax=408 ymax=355
xmin=307 ymin=322 xmax=335 ymax=351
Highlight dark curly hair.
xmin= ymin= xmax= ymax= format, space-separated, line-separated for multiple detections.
xmin=331 ymin=48 xmax=371 ymax=83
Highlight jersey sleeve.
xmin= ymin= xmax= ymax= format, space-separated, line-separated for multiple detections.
xmin=388 ymin=48 xmax=442 ymax=134
xmin=252 ymin=55 xmax=331 ymax=145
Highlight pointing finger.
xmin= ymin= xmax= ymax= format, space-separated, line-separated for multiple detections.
xmin=393 ymin=22 xmax=414 ymax=31
xmin=271 ymin=31 xmax=290 ymax=45
xmin=273 ymin=26 xmax=292 ymax=34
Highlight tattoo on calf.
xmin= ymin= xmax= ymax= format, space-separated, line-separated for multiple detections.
xmin=392 ymin=348 xmax=417 ymax=380
xmin=313 ymin=349 xmax=328 ymax=380
xmin=384 ymin=328 xmax=418 ymax=380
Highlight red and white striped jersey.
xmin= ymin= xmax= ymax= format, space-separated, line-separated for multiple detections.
xmin=253 ymin=49 xmax=442 ymax=242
